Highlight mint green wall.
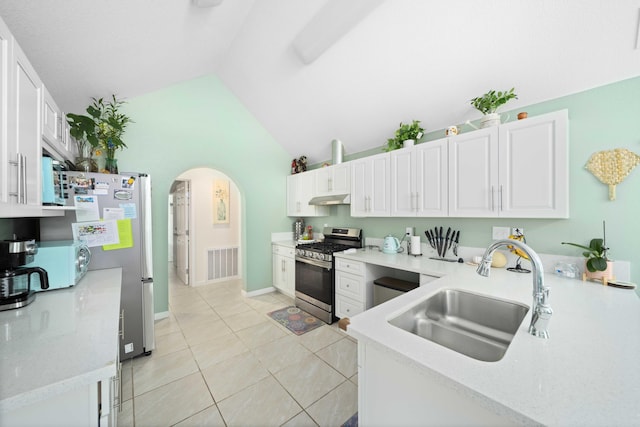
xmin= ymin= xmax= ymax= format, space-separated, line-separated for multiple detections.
xmin=117 ymin=75 xmax=291 ymax=313
xmin=305 ymin=76 xmax=640 ymax=286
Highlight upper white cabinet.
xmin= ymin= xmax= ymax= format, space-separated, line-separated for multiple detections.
xmin=351 ymin=152 xmax=390 ymax=217
xmin=0 ymin=15 xmax=66 ymax=218
xmin=6 ymin=36 xmax=42 ymax=208
xmin=498 ymin=110 xmax=568 ymax=218
xmin=42 ymin=86 xmax=75 ymax=161
xmin=0 ymin=18 xmax=11 ymax=206
xmin=448 ymin=127 xmax=499 ymax=217
xmin=315 ymin=162 xmax=351 ymax=197
xmin=287 ymin=171 xmax=329 ymax=217
xmin=449 ymin=110 xmax=568 ymax=218
xmin=390 ymin=139 xmax=448 ymax=217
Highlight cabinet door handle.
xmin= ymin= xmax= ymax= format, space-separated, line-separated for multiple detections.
xmin=499 ymin=185 xmax=503 ymax=211
xmin=16 ymin=154 xmax=23 ymax=203
xmin=21 ymin=154 xmax=27 ymax=204
xmin=119 ymin=309 xmax=125 ymax=339
xmin=281 ymin=259 xmax=285 ymax=273
xmin=328 ymin=177 xmax=333 ymax=191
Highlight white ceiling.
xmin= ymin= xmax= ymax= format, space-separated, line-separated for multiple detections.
xmin=1 ymin=0 xmax=639 ymax=163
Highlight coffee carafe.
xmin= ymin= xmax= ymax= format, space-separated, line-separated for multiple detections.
xmin=0 ymin=239 xmax=49 ymax=311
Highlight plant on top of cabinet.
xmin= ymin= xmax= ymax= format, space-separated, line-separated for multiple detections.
xmin=470 ymin=88 xmax=517 ymax=128
xmin=384 ymin=120 xmax=424 ymax=151
xmin=67 ymin=95 xmax=133 ymax=173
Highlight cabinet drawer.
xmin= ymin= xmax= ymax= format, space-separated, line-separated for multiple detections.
xmin=335 ymin=258 xmax=364 ymax=274
xmin=272 ymin=244 xmax=295 ymax=258
xmin=335 ymin=270 xmax=364 ymax=301
xmin=336 ymin=294 xmax=364 ymax=319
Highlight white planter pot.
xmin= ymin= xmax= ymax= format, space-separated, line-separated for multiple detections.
xmin=480 ymin=113 xmax=502 ymax=128
xmin=403 ymin=139 xmax=415 ymax=148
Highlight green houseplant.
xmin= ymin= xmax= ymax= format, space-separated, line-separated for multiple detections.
xmin=469 ymin=88 xmax=517 ymax=129
xmin=67 ymin=95 xmax=132 ymax=173
xmin=384 ymin=120 xmax=424 ymax=152
xmin=470 ymin=88 xmax=518 ymax=115
xmin=561 ymin=238 xmax=610 ymax=273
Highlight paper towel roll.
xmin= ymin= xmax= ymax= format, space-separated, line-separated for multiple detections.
xmin=410 ymin=236 xmax=421 ymax=255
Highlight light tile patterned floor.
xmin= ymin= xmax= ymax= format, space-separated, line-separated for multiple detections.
xmin=117 ymin=270 xmax=358 ymax=426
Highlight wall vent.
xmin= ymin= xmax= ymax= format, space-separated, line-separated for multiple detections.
xmin=207 ymin=247 xmax=239 ymax=281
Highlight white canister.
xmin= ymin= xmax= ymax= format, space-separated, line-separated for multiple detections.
xmin=410 ymin=236 xmax=421 ymax=255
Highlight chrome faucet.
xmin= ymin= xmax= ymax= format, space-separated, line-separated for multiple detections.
xmin=476 ymin=239 xmax=553 ymax=339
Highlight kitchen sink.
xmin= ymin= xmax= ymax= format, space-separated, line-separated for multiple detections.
xmin=388 ymin=289 xmax=529 ymax=362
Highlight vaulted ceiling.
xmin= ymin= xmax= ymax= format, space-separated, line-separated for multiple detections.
xmin=1 ymin=0 xmax=639 ymax=163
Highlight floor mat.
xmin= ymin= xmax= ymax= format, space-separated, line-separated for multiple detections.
xmin=267 ymin=306 xmax=323 ymax=335
xmin=341 ymin=412 xmax=358 ymax=427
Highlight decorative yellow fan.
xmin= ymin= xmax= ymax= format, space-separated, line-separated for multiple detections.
xmin=585 ymin=148 xmax=640 ymax=201
xmin=507 ymin=231 xmax=530 ymax=274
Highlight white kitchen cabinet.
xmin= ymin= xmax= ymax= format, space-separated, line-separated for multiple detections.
xmin=498 ymin=110 xmax=569 ymax=218
xmin=448 ymin=127 xmax=498 ymax=217
xmin=390 ymin=139 xmax=448 ymax=217
xmin=357 ymin=340 xmax=509 ymax=426
xmin=334 ymin=258 xmax=387 ymax=319
xmin=42 ymin=86 xmax=63 ymax=147
xmin=315 ymin=162 xmax=351 ymax=197
xmin=448 ymin=110 xmax=568 ymax=218
xmin=286 ymin=171 xmax=329 ymax=217
xmin=0 ymin=17 xmax=11 ymax=206
xmin=42 ymin=85 xmax=74 ymax=161
xmin=0 ymin=16 xmax=52 ymax=218
xmin=272 ymin=243 xmax=295 ymax=298
xmin=351 ymin=152 xmax=390 ymax=217
xmin=335 ymin=259 xmax=367 ymax=319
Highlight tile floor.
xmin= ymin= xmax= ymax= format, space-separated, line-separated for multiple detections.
xmin=117 ymin=269 xmax=358 ymax=427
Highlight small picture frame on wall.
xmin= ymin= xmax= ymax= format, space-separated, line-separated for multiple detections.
xmin=213 ymin=179 xmax=229 ymax=224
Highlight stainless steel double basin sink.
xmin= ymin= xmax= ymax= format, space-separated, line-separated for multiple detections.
xmin=388 ymin=289 xmax=529 ymax=362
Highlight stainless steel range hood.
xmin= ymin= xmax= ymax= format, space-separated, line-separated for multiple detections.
xmin=308 ymin=194 xmax=351 ymax=205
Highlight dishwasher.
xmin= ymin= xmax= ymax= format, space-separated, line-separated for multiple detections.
xmin=373 ymin=276 xmax=419 ymax=306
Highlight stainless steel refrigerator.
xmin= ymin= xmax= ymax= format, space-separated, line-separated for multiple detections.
xmin=40 ymin=171 xmax=154 ymax=360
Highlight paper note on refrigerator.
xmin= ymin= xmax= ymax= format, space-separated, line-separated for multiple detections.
xmin=72 ymin=220 xmax=120 ymax=247
xmin=103 ymin=207 xmax=125 ymax=220
xmin=103 ymin=219 xmax=134 ymax=251
xmin=74 ymin=195 xmax=100 ymax=222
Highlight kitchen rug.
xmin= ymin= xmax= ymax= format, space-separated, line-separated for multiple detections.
xmin=341 ymin=412 xmax=358 ymax=427
xmin=268 ymin=306 xmax=323 ymax=335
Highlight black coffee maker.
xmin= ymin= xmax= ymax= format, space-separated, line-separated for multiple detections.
xmin=0 ymin=239 xmax=49 ymax=311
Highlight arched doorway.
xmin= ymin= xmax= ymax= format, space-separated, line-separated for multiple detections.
xmin=168 ymin=168 xmax=242 ymax=287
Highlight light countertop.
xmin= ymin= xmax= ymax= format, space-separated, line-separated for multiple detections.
xmin=0 ymin=268 xmax=122 ymax=413
xmin=338 ymin=248 xmax=640 ymax=426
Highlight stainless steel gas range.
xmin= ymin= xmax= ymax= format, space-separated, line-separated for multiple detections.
xmin=294 ymin=227 xmax=362 ymax=324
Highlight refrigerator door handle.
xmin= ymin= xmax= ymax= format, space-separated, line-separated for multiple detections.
xmin=142 ymin=279 xmax=155 ymax=352
xmin=139 ymin=175 xmax=154 ymax=280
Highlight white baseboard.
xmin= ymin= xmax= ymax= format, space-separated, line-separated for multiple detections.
xmin=242 ymin=286 xmax=276 ymax=298
xmin=154 ymin=311 xmax=169 ymax=320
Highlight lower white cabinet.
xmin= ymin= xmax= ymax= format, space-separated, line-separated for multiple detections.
xmin=357 ymin=340 xmax=509 ymax=426
xmin=334 ymin=259 xmax=386 ymax=319
xmin=1 ymin=374 xmax=118 ymax=427
xmin=335 ymin=268 xmax=366 ymax=318
xmin=272 ymin=243 xmax=295 ymax=298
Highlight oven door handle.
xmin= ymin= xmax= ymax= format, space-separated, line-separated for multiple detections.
xmin=295 ymin=256 xmax=331 ymax=270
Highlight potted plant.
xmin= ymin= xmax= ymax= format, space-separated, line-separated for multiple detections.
xmin=561 ymin=238 xmax=613 ymax=281
xmin=469 ymin=88 xmax=517 ymax=128
xmin=384 ymin=120 xmax=424 ymax=151
xmin=67 ymin=95 xmax=133 ymax=174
